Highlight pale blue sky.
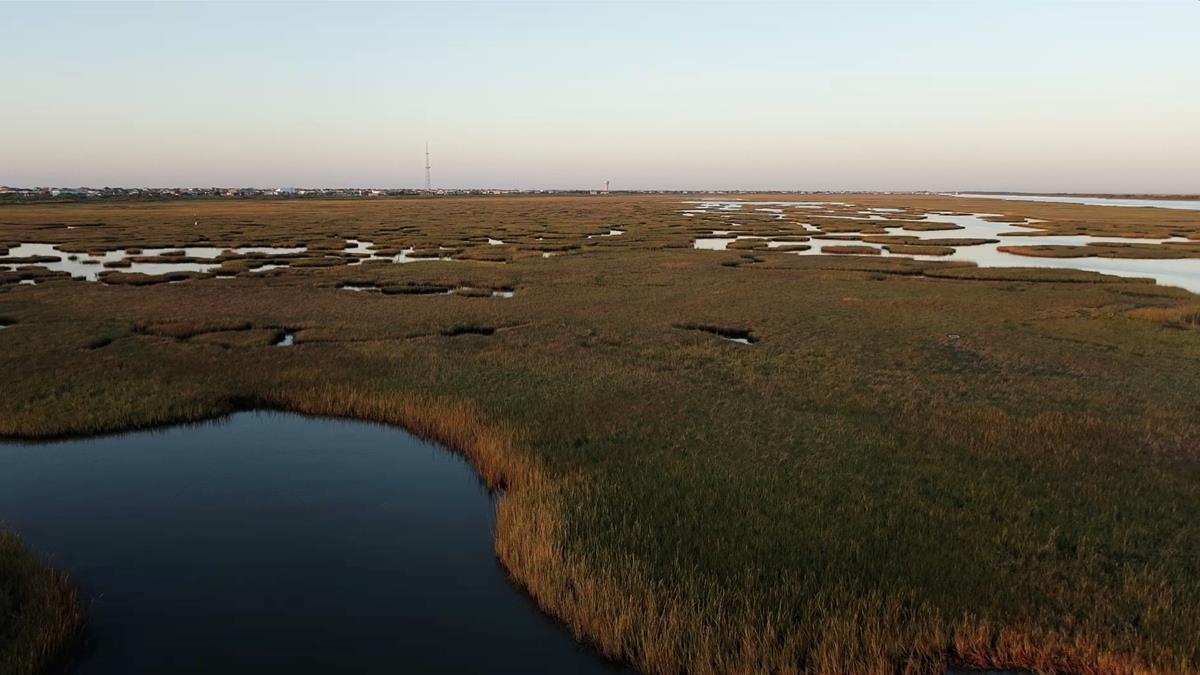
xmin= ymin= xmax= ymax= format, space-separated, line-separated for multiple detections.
xmin=2 ymin=1 xmax=1197 ymax=191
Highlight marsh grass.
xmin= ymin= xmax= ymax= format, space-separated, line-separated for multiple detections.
xmin=99 ymin=271 xmax=205 ymax=285
xmin=3 ymin=195 xmax=1200 ymax=674
xmin=235 ymin=390 xmax=1167 ymax=675
xmin=441 ymin=324 xmax=497 ymax=337
xmin=0 ymin=257 xmax=59 ymax=265
xmin=1128 ymin=304 xmax=1200 ymax=329
xmin=140 ymin=320 xmax=254 ymax=340
xmin=84 ymin=336 xmax=113 ymax=350
xmin=0 ymin=532 xmax=83 ymax=675
xmin=885 ymin=243 xmax=955 ymax=256
xmin=822 ymin=245 xmax=882 ymax=255
xmin=999 ymin=244 xmax=1200 ymax=260
xmin=923 ymin=266 xmax=1154 ymax=285
xmin=258 ymin=387 xmax=530 ymax=490
xmin=900 ymin=222 xmax=966 ymax=232
xmin=674 ymin=323 xmax=757 ymax=343
xmin=380 ymin=284 xmax=453 ymax=295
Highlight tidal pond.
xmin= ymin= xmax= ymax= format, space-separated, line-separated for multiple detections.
xmin=0 ymin=244 xmax=306 ymax=281
xmin=0 ymin=412 xmax=627 ymax=675
xmin=951 ymin=193 xmax=1200 ymax=211
xmin=687 ymin=202 xmax=1200 ymax=293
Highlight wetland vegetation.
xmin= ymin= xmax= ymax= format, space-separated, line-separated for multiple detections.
xmin=2 ymin=194 xmax=1199 ymax=674
xmin=0 ymin=533 xmax=81 ymax=675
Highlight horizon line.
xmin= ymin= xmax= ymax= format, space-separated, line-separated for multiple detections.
xmin=4 ymin=186 xmax=1199 ymax=198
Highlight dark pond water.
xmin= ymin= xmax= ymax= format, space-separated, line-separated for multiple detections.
xmin=0 ymin=412 xmax=627 ymax=675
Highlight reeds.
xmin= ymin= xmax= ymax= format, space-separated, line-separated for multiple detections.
xmin=1128 ymin=304 xmax=1200 ymax=329
xmin=259 ymin=387 xmax=531 ymax=490
xmin=0 ymin=532 xmax=83 ymax=675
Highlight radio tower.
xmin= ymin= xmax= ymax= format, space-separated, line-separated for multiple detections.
xmin=424 ymin=142 xmax=432 ymax=192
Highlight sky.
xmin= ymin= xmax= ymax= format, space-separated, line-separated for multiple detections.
xmin=1 ymin=1 xmax=1197 ymax=192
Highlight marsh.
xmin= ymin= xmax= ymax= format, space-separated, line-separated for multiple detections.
xmin=2 ymin=194 xmax=1199 ymax=674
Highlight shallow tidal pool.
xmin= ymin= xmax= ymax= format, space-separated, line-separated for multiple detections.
xmin=0 ymin=412 xmax=627 ymax=675
xmin=687 ymin=202 xmax=1200 ymax=293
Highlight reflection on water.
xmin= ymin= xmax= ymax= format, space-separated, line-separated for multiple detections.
xmin=1 ymin=237 xmax=471 ymax=282
xmin=951 ymin=193 xmax=1200 ymax=211
xmin=895 ymin=214 xmax=1200 ymax=293
xmin=0 ymin=412 xmax=627 ymax=675
xmin=343 ymin=240 xmax=457 ymax=265
xmin=0 ymin=243 xmax=307 ymax=281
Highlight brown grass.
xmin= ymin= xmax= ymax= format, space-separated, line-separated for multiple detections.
xmin=0 ymin=532 xmax=84 ymax=675
xmin=884 ymin=243 xmax=955 ymax=256
xmin=923 ymin=266 xmax=1154 ymax=285
xmin=1128 ymin=304 xmax=1200 ymax=329
xmin=258 ymin=387 xmax=531 ymax=490
xmin=822 ymin=245 xmax=882 ymax=256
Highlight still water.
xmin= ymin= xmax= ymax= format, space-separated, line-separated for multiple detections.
xmin=951 ymin=194 xmax=1200 ymax=211
xmin=0 ymin=412 xmax=626 ymax=675
xmin=688 ymin=202 xmax=1200 ymax=293
xmin=0 ymin=244 xmax=306 ymax=281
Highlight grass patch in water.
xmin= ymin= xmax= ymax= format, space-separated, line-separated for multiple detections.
xmin=822 ymin=245 xmax=882 ymax=255
xmin=922 ymin=266 xmax=1154 ymax=285
xmin=0 ymin=256 xmax=59 ymax=265
xmin=99 ymin=271 xmax=207 ymax=285
xmin=885 ymin=243 xmax=956 ymax=256
xmin=1000 ymin=243 xmax=1200 ymax=260
xmin=901 ymin=221 xmax=966 ymax=232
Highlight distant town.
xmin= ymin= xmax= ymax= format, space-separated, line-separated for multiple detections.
xmin=0 ymin=185 xmax=935 ymax=203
